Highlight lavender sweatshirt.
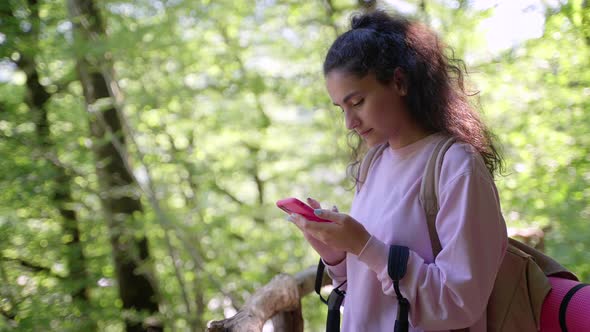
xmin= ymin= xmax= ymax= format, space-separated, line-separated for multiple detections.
xmin=325 ymin=133 xmax=507 ymax=331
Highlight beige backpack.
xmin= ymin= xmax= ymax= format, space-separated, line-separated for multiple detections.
xmin=357 ymin=136 xmax=578 ymax=331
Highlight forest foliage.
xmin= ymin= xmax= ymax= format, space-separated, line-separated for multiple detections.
xmin=0 ymin=0 xmax=588 ymax=331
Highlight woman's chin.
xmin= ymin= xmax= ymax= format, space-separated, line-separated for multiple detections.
xmin=365 ymin=137 xmax=387 ymax=148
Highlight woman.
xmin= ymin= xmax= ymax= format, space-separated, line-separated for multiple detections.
xmin=287 ymin=10 xmax=508 ymax=332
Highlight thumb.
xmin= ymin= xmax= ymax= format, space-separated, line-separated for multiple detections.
xmin=313 ymin=208 xmax=345 ymax=223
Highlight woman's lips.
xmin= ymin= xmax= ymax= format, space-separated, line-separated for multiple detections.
xmin=359 ymin=129 xmax=373 ymax=137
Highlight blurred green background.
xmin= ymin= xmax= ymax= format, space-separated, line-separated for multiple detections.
xmin=0 ymin=0 xmax=588 ymax=331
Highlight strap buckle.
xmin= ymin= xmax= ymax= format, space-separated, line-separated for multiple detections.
xmin=315 ymin=258 xmax=347 ymax=305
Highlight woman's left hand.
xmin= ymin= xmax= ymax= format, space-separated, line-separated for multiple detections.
xmin=290 ymin=209 xmax=371 ymax=256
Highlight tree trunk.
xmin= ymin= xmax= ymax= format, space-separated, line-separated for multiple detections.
xmin=3 ymin=0 xmax=93 ymax=327
xmin=67 ymin=0 xmax=162 ymax=331
xmin=21 ymin=47 xmax=94 ymax=313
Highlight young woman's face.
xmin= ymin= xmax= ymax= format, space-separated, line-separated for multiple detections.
xmin=325 ymin=70 xmax=410 ymax=148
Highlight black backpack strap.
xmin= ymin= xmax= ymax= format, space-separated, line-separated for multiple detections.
xmin=315 ymin=258 xmax=328 ymax=304
xmin=315 ymin=258 xmax=347 ymax=332
xmin=388 ymin=245 xmax=410 ymax=332
xmin=326 ymin=286 xmax=346 ymax=332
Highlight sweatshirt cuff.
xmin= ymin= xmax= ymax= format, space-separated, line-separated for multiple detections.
xmin=322 ymin=256 xmax=347 ymax=279
xmin=358 ymin=236 xmax=426 ymax=296
xmin=357 ymin=235 xmax=389 ymax=273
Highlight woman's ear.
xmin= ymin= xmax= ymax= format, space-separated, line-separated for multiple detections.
xmin=392 ymin=67 xmax=408 ymax=96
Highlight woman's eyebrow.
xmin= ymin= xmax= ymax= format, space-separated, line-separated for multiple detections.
xmin=333 ymin=91 xmax=361 ymax=106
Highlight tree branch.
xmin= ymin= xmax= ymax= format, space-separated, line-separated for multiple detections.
xmin=1 ymin=256 xmax=64 ymax=279
xmin=211 ymin=180 xmax=246 ymax=206
xmin=0 ymin=309 xmax=16 ymax=323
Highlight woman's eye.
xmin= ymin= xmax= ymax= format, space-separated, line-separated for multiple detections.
xmin=352 ymin=99 xmax=364 ymax=107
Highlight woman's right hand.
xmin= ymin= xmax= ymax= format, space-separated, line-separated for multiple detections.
xmin=289 ymin=197 xmax=346 ymax=265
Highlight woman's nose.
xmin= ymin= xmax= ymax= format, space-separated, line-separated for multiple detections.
xmin=345 ymin=110 xmax=360 ymax=130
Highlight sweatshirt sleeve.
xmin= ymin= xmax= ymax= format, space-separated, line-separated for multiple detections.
xmin=357 ymin=170 xmax=507 ymax=330
xmin=322 ymin=256 xmax=348 ymax=290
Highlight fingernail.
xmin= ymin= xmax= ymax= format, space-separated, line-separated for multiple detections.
xmin=314 ymin=209 xmax=323 ymax=216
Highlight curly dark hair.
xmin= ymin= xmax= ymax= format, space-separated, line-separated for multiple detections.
xmin=323 ymin=10 xmax=503 ymax=182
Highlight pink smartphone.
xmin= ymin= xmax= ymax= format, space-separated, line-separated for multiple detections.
xmin=276 ymin=197 xmax=332 ymax=222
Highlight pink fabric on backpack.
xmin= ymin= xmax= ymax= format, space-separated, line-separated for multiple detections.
xmin=540 ymin=277 xmax=590 ymax=332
